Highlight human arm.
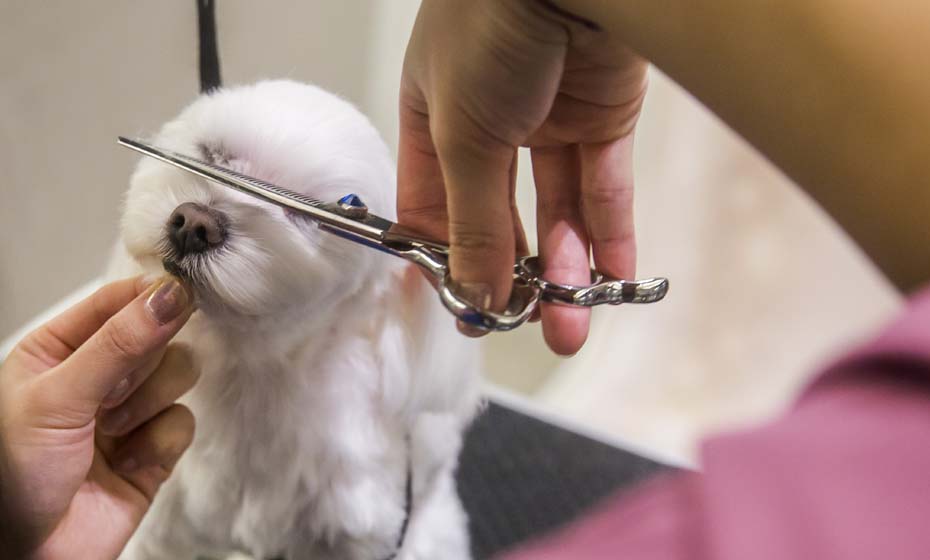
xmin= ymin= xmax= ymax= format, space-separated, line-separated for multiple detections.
xmin=397 ymin=0 xmax=930 ymax=356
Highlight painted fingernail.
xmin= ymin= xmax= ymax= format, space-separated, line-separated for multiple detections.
xmin=145 ymin=277 xmax=191 ymax=324
xmin=100 ymin=408 xmax=131 ymax=435
xmin=102 ymin=377 xmax=131 ymax=408
xmin=452 ymin=282 xmax=493 ymax=338
xmin=454 ymin=282 xmax=493 ymax=309
xmin=456 ymin=319 xmax=489 ymax=338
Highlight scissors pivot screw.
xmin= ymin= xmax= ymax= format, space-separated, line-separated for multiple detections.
xmin=336 ymin=193 xmax=368 ymax=219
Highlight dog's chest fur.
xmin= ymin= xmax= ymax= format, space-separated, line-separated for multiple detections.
xmin=174 ymin=298 xmax=412 ymax=555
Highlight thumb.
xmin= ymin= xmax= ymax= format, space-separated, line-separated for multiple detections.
xmin=40 ymin=276 xmax=193 ymax=424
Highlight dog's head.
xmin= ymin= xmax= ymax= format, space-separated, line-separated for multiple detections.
xmin=121 ymin=81 xmax=396 ymax=321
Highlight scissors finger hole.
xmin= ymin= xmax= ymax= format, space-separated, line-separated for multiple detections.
xmin=438 ymin=273 xmax=539 ymax=332
xmin=517 ymin=256 xmax=604 ymax=290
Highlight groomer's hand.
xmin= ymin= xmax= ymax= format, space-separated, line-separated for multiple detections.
xmin=0 ymin=276 xmax=199 ymax=559
xmin=398 ymin=0 xmax=647 ymax=354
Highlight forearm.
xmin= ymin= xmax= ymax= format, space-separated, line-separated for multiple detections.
xmin=557 ymin=0 xmax=930 ymax=292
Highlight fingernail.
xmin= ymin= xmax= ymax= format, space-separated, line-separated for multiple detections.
xmin=102 ymin=377 xmax=131 ymax=408
xmin=145 ymin=277 xmax=191 ymax=325
xmin=100 ymin=408 xmax=130 ymax=435
xmin=115 ymin=456 xmax=137 ymax=474
xmin=456 ymin=319 xmax=489 ymax=338
xmin=454 ymin=282 xmax=493 ymax=309
xmin=452 ymin=282 xmax=493 ymax=337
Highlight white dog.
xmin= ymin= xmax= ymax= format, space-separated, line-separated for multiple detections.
xmin=108 ymin=80 xmax=481 ymax=560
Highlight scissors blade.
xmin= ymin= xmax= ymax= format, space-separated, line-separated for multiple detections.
xmin=117 ymin=137 xmax=393 ymax=242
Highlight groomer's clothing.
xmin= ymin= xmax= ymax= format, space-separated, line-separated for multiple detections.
xmin=503 ymin=286 xmax=930 ymax=560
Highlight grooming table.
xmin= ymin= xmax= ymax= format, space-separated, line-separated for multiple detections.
xmin=0 ymin=282 xmax=672 ymax=560
xmin=460 ymin=389 xmax=669 ymax=558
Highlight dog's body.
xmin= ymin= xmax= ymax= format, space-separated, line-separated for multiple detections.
xmin=109 ymin=80 xmax=480 ymax=560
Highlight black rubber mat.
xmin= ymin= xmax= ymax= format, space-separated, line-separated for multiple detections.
xmin=457 ymin=401 xmax=669 ymax=559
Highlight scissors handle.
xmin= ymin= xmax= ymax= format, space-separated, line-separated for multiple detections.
xmin=518 ymin=257 xmax=669 ymax=307
xmin=427 ymin=254 xmax=669 ymax=332
xmin=378 ymin=231 xmax=536 ymax=331
xmin=438 ymin=272 xmax=541 ymax=331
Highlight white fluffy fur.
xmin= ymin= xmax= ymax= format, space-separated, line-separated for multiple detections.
xmin=108 ymin=80 xmax=481 ymax=560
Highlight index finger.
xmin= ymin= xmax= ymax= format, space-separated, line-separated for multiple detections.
xmin=39 ymin=277 xmax=194 ymax=423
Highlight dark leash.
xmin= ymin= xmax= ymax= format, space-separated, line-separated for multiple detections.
xmin=383 ymin=454 xmax=414 ymax=560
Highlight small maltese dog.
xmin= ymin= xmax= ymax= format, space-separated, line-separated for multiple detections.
xmin=109 ymin=80 xmax=481 ymax=560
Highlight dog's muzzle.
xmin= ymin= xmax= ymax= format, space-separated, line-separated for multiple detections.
xmin=166 ymin=202 xmax=228 ymax=256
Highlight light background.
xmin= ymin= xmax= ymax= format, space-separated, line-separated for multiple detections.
xmin=0 ymin=2 xmax=900 ymax=463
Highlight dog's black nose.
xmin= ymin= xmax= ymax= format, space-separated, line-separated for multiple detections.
xmin=167 ymin=202 xmax=227 ymax=255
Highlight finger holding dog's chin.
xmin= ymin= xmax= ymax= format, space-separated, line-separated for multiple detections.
xmin=98 ymin=343 xmax=199 ymax=438
xmin=40 ymin=275 xmax=195 ymax=426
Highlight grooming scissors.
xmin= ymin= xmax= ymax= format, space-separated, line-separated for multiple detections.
xmin=118 ymin=137 xmax=669 ymax=331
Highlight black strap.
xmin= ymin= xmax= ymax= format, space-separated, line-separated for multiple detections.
xmin=197 ymin=0 xmax=222 ymax=93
